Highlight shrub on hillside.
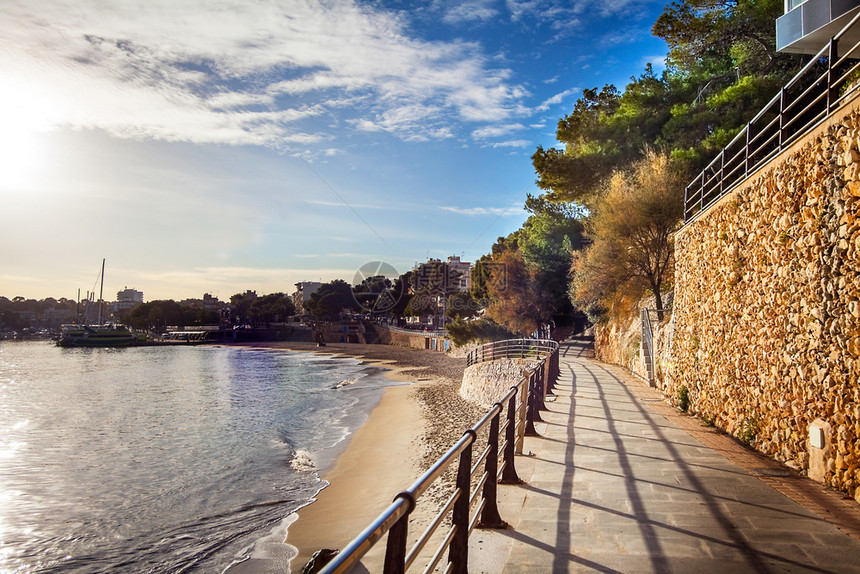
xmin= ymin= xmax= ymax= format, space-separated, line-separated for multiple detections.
xmin=446 ymin=318 xmax=516 ymax=347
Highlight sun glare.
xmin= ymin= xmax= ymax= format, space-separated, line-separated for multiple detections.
xmin=0 ymin=82 xmax=57 ymax=191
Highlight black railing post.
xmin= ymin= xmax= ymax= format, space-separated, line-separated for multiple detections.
xmin=779 ymin=87 xmax=786 ymax=148
xmin=478 ymin=409 xmax=507 ymax=529
xmin=525 ymin=372 xmax=541 ymax=436
xmin=828 ymin=37 xmax=839 ymax=113
xmin=500 ymin=389 xmax=521 ymax=483
xmin=534 ymin=365 xmax=547 ymax=411
xmin=544 ymin=351 xmax=555 ymax=395
xmin=448 ymin=433 xmax=474 ymax=574
xmin=745 ymin=121 xmax=751 ymax=176
xmin=383 ymin=494 xmax=415 ymax=574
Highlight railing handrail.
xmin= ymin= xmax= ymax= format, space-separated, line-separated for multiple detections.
xmin=466 ymin=338 xmax=560 ymax=367
xmin=378 ymin=324 xmax=448 ymax=337
xmin=683 ymin=11 xmax=860 ymax=224
xmin=641 ymin=308 xmax=655 ymax=385
xmin=319 ymin=339 xmax=560 ymax=574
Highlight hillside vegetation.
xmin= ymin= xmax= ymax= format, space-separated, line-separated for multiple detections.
xmin=461 ymin=0 xmax=805 ymax=340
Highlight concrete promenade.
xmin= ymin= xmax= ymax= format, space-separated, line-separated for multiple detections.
xmin=470 ymin=339 xmax=860 ymax=573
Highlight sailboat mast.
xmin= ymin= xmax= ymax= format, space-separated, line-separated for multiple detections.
xmin=98 ymin=258 xmax=105 ymax=325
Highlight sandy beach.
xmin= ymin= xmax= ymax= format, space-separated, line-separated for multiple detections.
xmin=235 ymin=341 xmax=483 ymax=573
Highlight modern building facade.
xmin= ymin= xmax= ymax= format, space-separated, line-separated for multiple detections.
xmin=777 ymin=0 xmax=860 ymax=54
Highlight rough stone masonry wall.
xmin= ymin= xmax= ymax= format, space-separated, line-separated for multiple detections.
xmin=593 ymin=312 xmax=644 ymax=377
xmin=594 ymin=307 xmax=673 ymax=386
xmin=372 ymin=324 xmax=451 ymax=351
xmin=460 ymin=358 xmax=541 ymax=407
xmin=672 ymin=100 xmax=860 ymax=498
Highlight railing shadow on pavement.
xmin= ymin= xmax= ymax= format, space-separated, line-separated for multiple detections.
xmin=583 ymin=361 xmax=818 ymax=572
xmin=318 ymin=338 xmax=559 ymax=574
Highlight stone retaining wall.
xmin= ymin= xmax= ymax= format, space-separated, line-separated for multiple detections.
xmin=671 ymin=97 xmax=860 ymax=499
xmin=460 ymin=358 xmax=540 ymax=407
xmin=371 ymin=325 xmax=452 ymax=351
xmin=593 ymin=308 xmax=673 ymax=386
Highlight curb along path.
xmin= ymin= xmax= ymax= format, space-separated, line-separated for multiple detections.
xmin=470 ymin=339 xmax=860 ymax=573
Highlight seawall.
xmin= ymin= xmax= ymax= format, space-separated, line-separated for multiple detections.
xmin=459 ymin=358 xmax=540 ymax=407
xmin=668 ymin=94 xmax=860 ymax=498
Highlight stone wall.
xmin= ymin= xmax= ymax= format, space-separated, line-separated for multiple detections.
xmin=371 ymin=324 xmax=452 ymax=351
xmin=593 ymin=297 xmax=674 ymax=386
xmin=671 ymin=98 xmax=860 ymax=499
xmin=460 ymin=358 xmax=541 ymax=407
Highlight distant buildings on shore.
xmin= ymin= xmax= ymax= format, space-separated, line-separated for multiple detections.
xmin=292 ymin=281 xmax=323 ymax=316
xmin=111 ymin=287 xmax=145 ymax=314
xmin=2 ymin=254 xmax=475 ymax=332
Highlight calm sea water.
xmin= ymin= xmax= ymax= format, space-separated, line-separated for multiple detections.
xmin=0 ymin=341 xmax=394 ymax=573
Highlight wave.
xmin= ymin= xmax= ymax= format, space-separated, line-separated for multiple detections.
xmin=331 ymin=377 xmax=358 ymax=389
xmin=290 ymin=450 xmax=317 ymax=472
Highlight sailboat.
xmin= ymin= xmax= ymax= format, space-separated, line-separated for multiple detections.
xmin=57 ymin=259 xmax=138 ymax=348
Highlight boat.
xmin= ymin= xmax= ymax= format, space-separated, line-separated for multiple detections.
xmin=57 ymin=324 xmax=136 ymax=348
xmin=56 ymin=258 xmax=144 ymax=348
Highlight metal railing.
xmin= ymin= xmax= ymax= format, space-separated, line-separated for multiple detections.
xmin=640 ymin=309 xmax=655 ymax=387
xmin=466 ymin=338 xmax=560 ymax=368
xmin=319 ymin=339 xmax=559 ymax=574
xmin=383 ymin=324 xmax=448 ymax=338
xmin=684 ymin=11 xmax=860 ymax=224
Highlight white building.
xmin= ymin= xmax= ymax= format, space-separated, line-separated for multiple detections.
xmin=292 ymin=281 xmax=323 ymax=315
xmin=446 ymin=256 xmax=472 ymax=292
xmin=111 ymin=287 xmax=144 ymax=314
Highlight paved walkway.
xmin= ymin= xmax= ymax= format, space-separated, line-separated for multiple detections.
xmin=470 ymin=339 xmax=860 ymax=573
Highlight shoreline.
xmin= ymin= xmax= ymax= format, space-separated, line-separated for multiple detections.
xmin=227 ymin=341 xmax=480 ymax=573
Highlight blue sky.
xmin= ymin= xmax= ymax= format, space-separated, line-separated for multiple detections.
xmin=0 ymin=0 xmax=668 ymax=301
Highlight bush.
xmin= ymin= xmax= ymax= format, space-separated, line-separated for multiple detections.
xmin=446 ymin=317 xmax=516 ymax=347
xmin=678 ymin=385 xmax=690 ymax=412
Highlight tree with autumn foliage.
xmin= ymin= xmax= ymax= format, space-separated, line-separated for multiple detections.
xmin=483 ymin=248 xmax=556 ymax=336
xmin=570 ymin=150 xmax=684 ymax=319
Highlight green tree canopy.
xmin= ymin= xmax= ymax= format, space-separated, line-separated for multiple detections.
xmin=305 ymin=280 xmax=357 ymax=321
xmin=249 ymin=293 xmax=295 ymax=324
xmin=533 ymin=0 xmax=803 ymax=206
xmin=125 ymin=300 xmax=219 ymax=331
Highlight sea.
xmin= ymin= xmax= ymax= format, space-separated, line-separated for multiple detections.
xmin=0 ymin=340 xmax=398 ymax=573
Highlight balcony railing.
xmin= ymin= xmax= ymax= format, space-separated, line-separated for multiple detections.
xmin=684 ymin=10 xmax=860 ymax=224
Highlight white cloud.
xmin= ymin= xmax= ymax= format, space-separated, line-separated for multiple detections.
xmin=439 ymin=205 xmax=524 ymax=216
xmin=1 ymin=0 xmax=530 ymax=147
xmin=642 ymin=55 xmax=668 ymax=75
xmin=471 ymin=124 xmax=526 ymax=139
xmin=502 ymin=0 xmax=658 ymax=41
xmin=441 ymin=0 xmax=499 ymax=24
xmin=535 ymin=88 xmax=579 ymax=112
xmin=490 ymin=140 xmax=531 ymax=148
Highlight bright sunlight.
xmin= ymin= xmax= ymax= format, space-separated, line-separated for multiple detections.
xmin=0 ymin=81 xmax=57 ymax=191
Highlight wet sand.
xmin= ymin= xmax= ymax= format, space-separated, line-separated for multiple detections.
xmin=237 ymin=341 xmax=483 ymax=572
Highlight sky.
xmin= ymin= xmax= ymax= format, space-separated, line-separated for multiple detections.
xmin=1 ymin=0 xmax=668 ymax=302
